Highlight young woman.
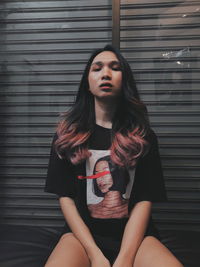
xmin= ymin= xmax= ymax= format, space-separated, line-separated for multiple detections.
xmin=45 ymin=45 xmax=183 ymax=267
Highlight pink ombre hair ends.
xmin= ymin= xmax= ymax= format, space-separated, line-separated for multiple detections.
xmin=56 ymin=119 xmax=147 ymax=167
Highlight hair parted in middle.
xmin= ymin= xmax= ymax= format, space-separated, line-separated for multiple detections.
xmin=55 ymin=44 xmax=150 ymax=167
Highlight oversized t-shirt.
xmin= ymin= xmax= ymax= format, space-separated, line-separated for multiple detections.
xmin=45 ymin=124 xmax=167 ymax=239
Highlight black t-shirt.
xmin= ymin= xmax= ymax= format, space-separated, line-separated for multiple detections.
xmin=45 ymin=124 xmax=167 ymax=239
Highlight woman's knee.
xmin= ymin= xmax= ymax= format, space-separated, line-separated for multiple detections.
xmin=45 ymin=233 xmax=90 ymax=267
xmin=60 ymin=232 xmax=74 ymax=241
xmin=134 ymin=236 xmax=184 ymax=267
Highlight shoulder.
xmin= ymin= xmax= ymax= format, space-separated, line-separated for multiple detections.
xmin=144 ymin=128 xmax=158 ymax=144
xmin=141 ymin=128 xmax=160 ymax=159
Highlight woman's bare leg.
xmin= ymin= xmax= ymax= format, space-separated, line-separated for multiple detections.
xmin=45 ymin=233 xmax=90 ymax=267
xmin=133 ymin=236 xmax=184 ymax=267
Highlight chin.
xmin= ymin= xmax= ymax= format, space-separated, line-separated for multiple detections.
xmin=96 ymin=94 xmax=119 ymax=100
xmin=101 ymin=189 xmax=109 ymax=193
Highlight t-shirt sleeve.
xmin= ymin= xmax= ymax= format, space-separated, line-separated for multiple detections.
xmin=44 ymin=134 xmax=77 ymax=198
xmin=131 ymin=129 xmax=167 ymax=203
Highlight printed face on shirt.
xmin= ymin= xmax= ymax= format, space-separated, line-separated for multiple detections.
xmin=88 ymin=51 xmax=122 ymax=100
xmin=95 ymin=160 xmax=113 ymax=193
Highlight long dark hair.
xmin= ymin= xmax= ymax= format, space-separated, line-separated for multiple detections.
xmin=55 ymin=44 xmax=150 ymax=167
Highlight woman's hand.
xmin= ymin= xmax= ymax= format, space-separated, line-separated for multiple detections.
xmin=89 ymin=248 xmax=111 ymax=267
xmin=90 ymin=253 xmax=111 ymax=267
xmin=112 ymin=254 xmax=133 ymax=267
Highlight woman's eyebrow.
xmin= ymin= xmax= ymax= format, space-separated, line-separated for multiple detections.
xmin=91 ymin=60 xmax=120 ymax=66
xmin=91 ymin=61 xmax=103 ymax=66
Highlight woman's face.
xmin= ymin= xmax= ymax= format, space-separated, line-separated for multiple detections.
xmin=95 ymin=160 xmax=113 ymax=193
xmin=88 ymin=51 xmax=122 ymax=100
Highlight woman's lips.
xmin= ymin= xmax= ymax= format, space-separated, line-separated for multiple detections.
xmin=100 ymin=83 xmax=113 ymax=91
xmin=99 ymin=184 xmax=108 ymax=191
xmin=100 ymin=83 xmax=112 ymax=88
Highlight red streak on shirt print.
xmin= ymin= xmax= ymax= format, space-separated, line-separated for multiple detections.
xmin=77 ymin=171 xmax=110 ymax=180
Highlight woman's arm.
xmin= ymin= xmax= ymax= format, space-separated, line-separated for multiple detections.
xmin=59 ymin=196 xmax=111 ymax=267
xmin=113 ymin=200 xmax=152 ymax=266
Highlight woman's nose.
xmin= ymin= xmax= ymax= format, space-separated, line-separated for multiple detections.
xmin=101 ymin=67 xmax=111 ymax=80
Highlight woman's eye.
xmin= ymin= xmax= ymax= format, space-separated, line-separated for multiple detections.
xmin=93 ymin=68 xmax=101 ymax=72
xmin=112 ymin=66 xmax=121 ymax=71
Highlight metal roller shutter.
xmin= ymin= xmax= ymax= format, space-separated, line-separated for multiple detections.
xmin=121 ymin=0 xmax=200 ymax=231
xmin=0 ymin=0 xmax=112 ymax=227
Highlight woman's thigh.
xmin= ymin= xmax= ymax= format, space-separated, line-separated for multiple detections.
xmin=45 ymin=233 xmax=90 ymax=267
xmin=133 ymin=236 xmax=184 ymax=267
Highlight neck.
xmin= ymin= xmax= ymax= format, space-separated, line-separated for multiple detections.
xmin=102 ymin=191 xmax=124 ymax=207
xmin=94 ymin=98 xmax=119 ymax=129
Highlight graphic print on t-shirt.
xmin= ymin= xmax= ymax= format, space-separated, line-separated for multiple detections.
xmin=85 ymin=150 xmax=135 ymax=219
